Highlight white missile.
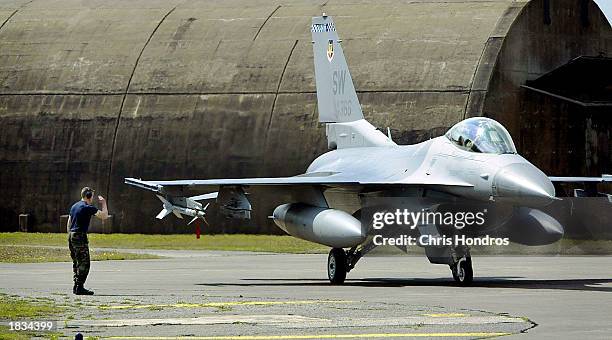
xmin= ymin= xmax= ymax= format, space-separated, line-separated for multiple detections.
xmin=155 ymin=194 xmax=215 ymax=221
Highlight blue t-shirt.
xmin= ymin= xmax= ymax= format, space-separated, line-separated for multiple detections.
xmin=69 ymin=201 xmax=98 ymax=233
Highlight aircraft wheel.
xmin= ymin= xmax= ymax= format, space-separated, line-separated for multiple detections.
xmin=451 ymin=256 xmax=473 ymax=286
xmin=328 ymin=248 xmax=347 ymax=284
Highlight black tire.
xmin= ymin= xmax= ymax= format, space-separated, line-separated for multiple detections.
xmin=451 ymin=256 xmax=473 ymax=286
xmin=327 ymin=248 xmax=347 ymax=284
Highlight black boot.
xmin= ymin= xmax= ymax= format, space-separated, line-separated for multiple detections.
xmin=72 ymin=283 xmax=77 ymax=294
xmin=74 ymin=284 xmax=94 ymax=295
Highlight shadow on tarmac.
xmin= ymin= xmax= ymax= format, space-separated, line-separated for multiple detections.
xmin=196 ymin=277 xmax=612 ymax=292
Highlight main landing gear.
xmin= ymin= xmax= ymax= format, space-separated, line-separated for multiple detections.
xmin=327 ymin=245 xmax=474 ymax=285
xmin=327 ymin=248 xmax=347 ymax=284
xmin=327 ymin=243 xmax=374 ymax=284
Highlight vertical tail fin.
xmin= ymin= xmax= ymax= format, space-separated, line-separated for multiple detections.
xmin=311 ymin=15 xmax=395 ymax=149
xmin=311 ymin=15 xmax=363 ymax=123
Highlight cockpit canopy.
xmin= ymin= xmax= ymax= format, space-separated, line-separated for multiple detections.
xmin=445 ymin=117 xmax=517 ymax=154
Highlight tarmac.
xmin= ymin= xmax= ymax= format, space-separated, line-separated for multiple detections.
xmin=1 ymin=250 xmax=612 ymax=339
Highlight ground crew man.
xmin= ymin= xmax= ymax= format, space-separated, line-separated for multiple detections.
xmin=66 ymin=187 xmax=109 ymax=295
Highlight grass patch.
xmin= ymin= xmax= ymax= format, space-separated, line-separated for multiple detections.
xmin=0 ymin=233 xmax=328 ymax=254
xmin=0 ymin=245 xmax=162 ymax=263
xmin=1 ymin=232 xmax=611 ymax=255
xmin=0 ymin=294 xmax=62 ymax=319
xmin=0 ymin=326 xmax=62 ymax=340
xmin=0 ymin=295 xmax=63 ymax=339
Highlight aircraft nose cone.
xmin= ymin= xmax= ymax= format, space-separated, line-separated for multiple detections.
xmin=494 ymin=163 xmax=556 ymax=207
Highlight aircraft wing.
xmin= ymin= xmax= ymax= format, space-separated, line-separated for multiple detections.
xmin=549 ymin=175 xmax=612 ymax=183
xmin=125 ymin=174 xmax=357 ymax=193
xmin=549 ymin=175 xmax=611 ymax=198
xmin=125 ymin=172 xmax=473 ymax=222
xmin=125 ymin=172 xmax=473 ymax=193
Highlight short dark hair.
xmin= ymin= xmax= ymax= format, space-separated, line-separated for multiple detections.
xmin=81 ymin=187 xmax=94 ymax=199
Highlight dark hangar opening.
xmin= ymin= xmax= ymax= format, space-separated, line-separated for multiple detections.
xmin=521 ymin=56 xmax=612 ymax=198
xmin=522 ymin=56 xmax=612 ymax=108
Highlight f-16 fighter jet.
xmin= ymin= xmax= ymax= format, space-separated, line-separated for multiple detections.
xmin=126 ymin=15 xmax=611 ymax=285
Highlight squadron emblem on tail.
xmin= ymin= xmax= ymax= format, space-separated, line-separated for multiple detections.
xmin=327 ymin=39 xmax=334 ymax=62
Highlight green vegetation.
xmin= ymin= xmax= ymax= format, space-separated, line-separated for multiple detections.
xmin=0 ymin=245 xmax=162 ymax=263
xmin=0 ymin=295 xmax=63 ymax=339
xmin=0 ymin=294 xmax=61 ymax=319
xmin=0 ymin=326 xmax=61 ymax=340
xmin=1 ymin=232 xmax=612 ymax=255
xmin=0 ymin=233 xmax=328 ymax=254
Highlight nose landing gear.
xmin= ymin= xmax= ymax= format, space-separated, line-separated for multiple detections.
xmin=450 ymin=255 xmax=473 ymax=285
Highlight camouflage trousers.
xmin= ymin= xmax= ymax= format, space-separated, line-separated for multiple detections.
xmin=68 ymin=232 xmax=90 ymax=285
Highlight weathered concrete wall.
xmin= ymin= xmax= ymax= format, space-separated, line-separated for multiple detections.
xmin=0 ymin=0 xmax=180 ymax=231
xmin=0 ymin=0 xmax=609 ymax=233
xmin=483 ymin=0 xmax=612 ymax=177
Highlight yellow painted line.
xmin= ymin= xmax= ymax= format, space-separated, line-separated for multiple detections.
xmin=99 ymin=300 xmax=353 ymax=310
xmin=423 ymin=313 xmax=468 ymax=317
xmin=105 ymin=333 xmax=511 ymax=339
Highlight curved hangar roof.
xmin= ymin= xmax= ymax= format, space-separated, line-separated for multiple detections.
xmin=0 ymin=0 xmax=609 ymax=232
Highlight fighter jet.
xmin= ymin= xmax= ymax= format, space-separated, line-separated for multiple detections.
xmin=126 ymin=15 xmax=611 ymax=285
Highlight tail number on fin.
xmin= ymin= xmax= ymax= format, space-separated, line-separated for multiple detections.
xmin=333 ymin=69 xmax=352 ymax=118
xmin=334 ymin=99 xmax=352 ymax=119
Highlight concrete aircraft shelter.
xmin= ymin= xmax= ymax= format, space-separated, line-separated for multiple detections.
xmin=0 ymin=0 xmax=610 ymax=233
